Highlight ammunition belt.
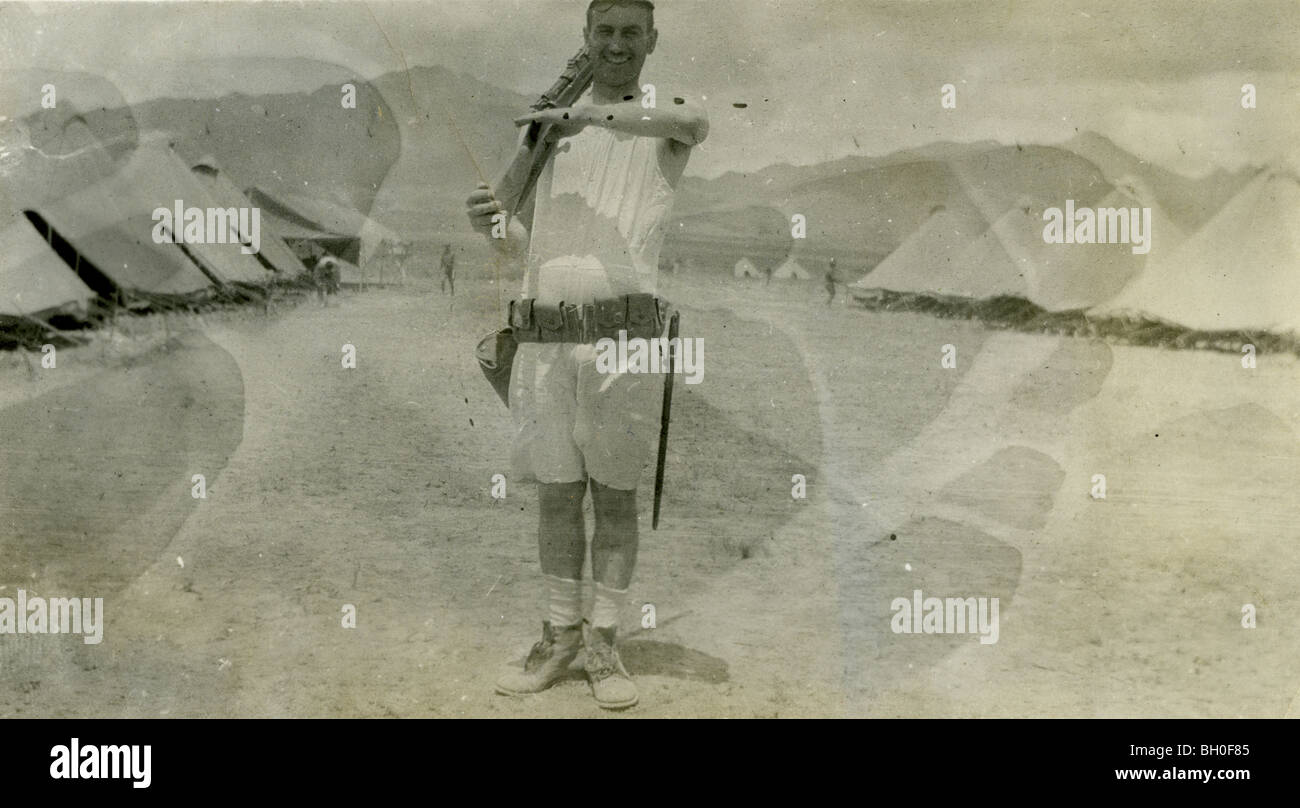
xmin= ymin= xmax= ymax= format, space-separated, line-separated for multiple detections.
xmin=509 ymin=293 xmax=672 ymax=344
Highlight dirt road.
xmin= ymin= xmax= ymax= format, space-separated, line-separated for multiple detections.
xmin=3 ymin=273 xmax=1298 ymax=717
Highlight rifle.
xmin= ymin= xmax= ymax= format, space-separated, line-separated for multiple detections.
xmin=476 ymin=46 xmax=679 ymax=529
xmin=476 ymin=47 xmax=593 ymax=407
xmin=491 ymin=46 xmax=594 ymax=219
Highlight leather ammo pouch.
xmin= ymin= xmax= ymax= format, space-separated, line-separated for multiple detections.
xmin=476 ymin=294 xmax=672 ymax=408
xmin=513 ymin=293 xmax=668 ymax=344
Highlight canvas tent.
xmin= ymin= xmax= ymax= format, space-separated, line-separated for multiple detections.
xmin=28 ymin=184 xmax=215 ymax=298
xmin=246 ymin=187 xmax=399 ymax=267
xmin=131 ymin=143 xmax=274 ymax=286
xmin=772 ymin=256 xmax=812 ymax=280
xmin=1090 ymin=166 xmax=1300 ymax=334
xmin=191 ymin=156 xmax=307 ymax=277
xmin=26 ymin=136 xmax=274 ymax=298
xmin=734 ymin=257 xmax=762 ymax=278
xmin=852 ymin=201 xmax=990 ymax=298
xmin=0 ymin=204 xmax=96 ymax=325
xmin=854 ymin=186 xmax=1182 ymax=312
xmin=988 ymin=190 xmax=1180 ymax=311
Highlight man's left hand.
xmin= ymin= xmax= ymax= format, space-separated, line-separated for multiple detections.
xmin=514 ymin=105 xmax=590 ymax=136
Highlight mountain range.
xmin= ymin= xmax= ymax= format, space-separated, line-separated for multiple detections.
xmin=10 ymin=60 xmax=1260 ymax=278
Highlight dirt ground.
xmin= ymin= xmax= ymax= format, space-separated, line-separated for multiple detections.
xmin=2 ymin=267 xmax=1299 ymax=718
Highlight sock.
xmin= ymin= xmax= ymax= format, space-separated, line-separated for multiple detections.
xmin=545 ymin=574 xmax=582 ymax=629
xmin=590 ymin=581 xmax=628 ymax=630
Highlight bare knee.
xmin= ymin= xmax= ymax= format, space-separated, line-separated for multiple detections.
xmin=590 ymin=477 xmax=635 ymax=509
xmin=539 ymin=480 xmax=587 ymax=524
xmin=590 ymin=479 xmax=637 ymax=541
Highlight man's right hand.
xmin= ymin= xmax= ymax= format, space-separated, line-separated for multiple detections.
xmin=466 ymin=182 xmax=504 ymax=238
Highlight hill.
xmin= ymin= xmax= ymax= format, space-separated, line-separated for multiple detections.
xmin=12 ymin=61 xmax=1260 ymax=276
xmin=128 ymin=57 xmax=402 ymax=220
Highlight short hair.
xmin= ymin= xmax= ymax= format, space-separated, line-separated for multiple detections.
xmin=586 ymin=0 xmax=655 ymax=30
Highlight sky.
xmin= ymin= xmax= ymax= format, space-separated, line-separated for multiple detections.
xmin=2 ymin=0 xmax=1297 ymax=178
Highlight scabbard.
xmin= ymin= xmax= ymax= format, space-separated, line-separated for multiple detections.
xmin=653 ymin=311 xmax=680 ymax=530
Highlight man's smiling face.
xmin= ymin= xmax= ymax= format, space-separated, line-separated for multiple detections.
xmin=584 ymin=2 xmax=657 ymax=88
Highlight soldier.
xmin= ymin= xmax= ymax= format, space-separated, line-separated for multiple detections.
xmin=440 ymin=244 xmax=456 ymax=295
xmin=314 ymin=254 xmax=340 ymax=303
xmin=465 ymin=0 xmax=707 ymax=709
xmin=825 ymin=257 xmax=838 ymax=305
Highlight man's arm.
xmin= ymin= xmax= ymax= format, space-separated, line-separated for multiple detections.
xmin=514 ymin=95 xmax=709 ymax=147
xmin=465 ymin=182 xmax=530 ymax=262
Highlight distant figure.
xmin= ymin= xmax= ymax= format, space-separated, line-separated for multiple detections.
xmin=440 ymin=244 xmax=456 ymax=296
xmin=764 ymin=264 xmax=774 ymax=287
xmin=314 ymin=254 xmax=341 ymax=303
xmin=825 ymin=257 xmax=838 ymax=305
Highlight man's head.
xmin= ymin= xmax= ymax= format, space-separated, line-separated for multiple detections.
xmin=584 ymin=0 xmax=657 ymax=89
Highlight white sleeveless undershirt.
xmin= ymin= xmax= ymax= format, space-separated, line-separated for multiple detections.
xmin=523 ymin=107 xmax=689 ymax=305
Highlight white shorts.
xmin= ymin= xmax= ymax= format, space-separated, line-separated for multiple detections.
xmin=509 ymin=341 xmax=664 ymax=491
